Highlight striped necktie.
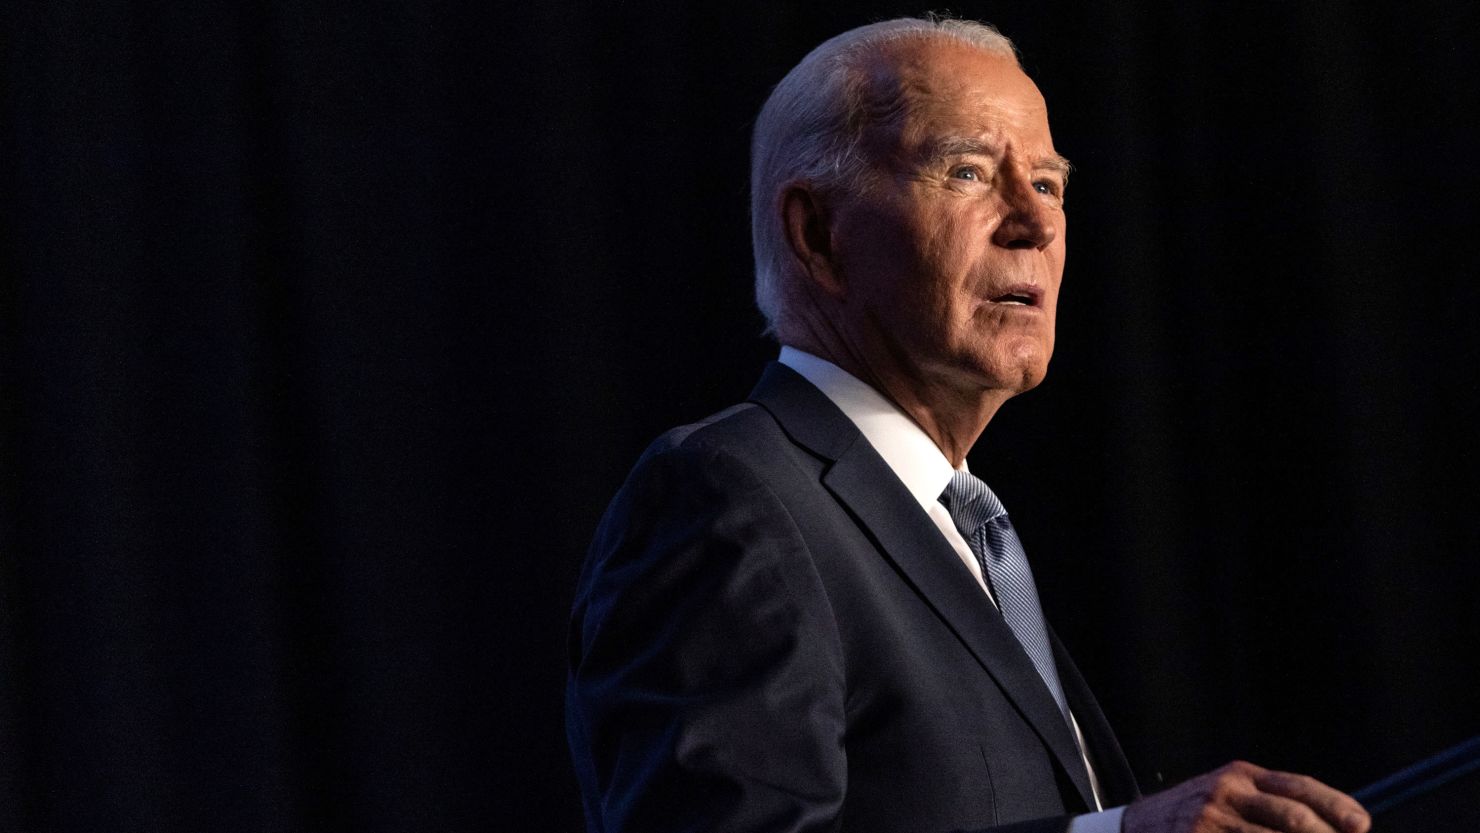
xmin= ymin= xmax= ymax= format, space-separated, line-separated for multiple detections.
xmin=941 ymin=469 xmax=1071 ymax=726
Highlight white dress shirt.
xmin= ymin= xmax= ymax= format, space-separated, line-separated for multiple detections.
xmin=779 ymin=347 xmax=1126 ymax=833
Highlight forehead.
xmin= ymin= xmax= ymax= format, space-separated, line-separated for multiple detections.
xmin=862 ymin=40 xmax=1054 ymax=154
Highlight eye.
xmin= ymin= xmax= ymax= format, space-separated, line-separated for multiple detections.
xmin=950 ymin=166 xmax=982 ymax=181
xmin=1033 ymin=179 xmax=1059 ymax=196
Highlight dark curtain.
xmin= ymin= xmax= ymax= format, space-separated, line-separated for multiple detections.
xmin=3 ymin=2 xmax=1478 ymax=831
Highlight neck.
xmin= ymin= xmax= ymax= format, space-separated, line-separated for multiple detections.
xmin=785 ymin=335 xmax=1010 ymax=469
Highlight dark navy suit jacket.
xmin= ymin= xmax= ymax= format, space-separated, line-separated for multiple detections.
xmin=567 ymin=363 xmax=1139 ymax=832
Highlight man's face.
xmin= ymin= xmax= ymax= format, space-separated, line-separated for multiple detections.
xmin=827 ymin=41 xmax=1068 ymax=399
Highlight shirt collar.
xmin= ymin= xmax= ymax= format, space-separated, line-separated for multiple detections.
xmin=778 ymin=346 xmax=961 ymax=511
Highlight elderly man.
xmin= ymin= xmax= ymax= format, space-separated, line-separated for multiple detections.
xmin=567 ymin=16 xmax=1371 ymax=833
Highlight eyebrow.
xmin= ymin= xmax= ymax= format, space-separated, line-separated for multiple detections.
xmin=919 ymin=136 xmax=1074 ymax=182
xmin=1037 ymin=154 xmax=1074 ymax=181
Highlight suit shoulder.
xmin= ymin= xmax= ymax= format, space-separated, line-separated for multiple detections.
xmin=597 ymin=400 xmax=806 ymax=539
xmin=613 ymin=400 xmax=796 ymax=484
xmin=581 ymin=400 xmax=821 ymax=624
xmin=647 ymin=401 xmax=784 ymax=458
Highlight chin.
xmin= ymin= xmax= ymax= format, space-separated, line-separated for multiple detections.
xmin=957 ymin=360 xmax=1048 ymax=397
xmin=989 ymin=345 xmax=1052 ymax=394
xmin=1015 ymin=365 xmax=1049 ymax=394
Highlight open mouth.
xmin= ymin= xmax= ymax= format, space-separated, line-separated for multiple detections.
xmin=989 ymin=286 xmax=1042 ymax=307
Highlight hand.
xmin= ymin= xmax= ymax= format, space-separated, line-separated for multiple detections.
xmin=1122 ymin=760 xmax=1371 ymax=833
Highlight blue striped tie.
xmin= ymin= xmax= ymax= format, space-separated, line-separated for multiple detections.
xmin=941 ymin=470 xmax=1071 ymax=726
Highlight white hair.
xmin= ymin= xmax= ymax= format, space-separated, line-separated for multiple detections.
xmin=750 ymin=16 xmax=1020 ymax=339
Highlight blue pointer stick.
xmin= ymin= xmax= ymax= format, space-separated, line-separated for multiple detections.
xmin=1350 ymin=734 xmax=1480 ymax=816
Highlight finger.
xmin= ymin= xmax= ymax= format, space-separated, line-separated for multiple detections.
xmin=1123 ymin=796 xmax=1282 ymax=833
xmin=1253 ymin=770 xmax=1372 ymax=833
xmin=1230 ymin=789 xmax=1337 ymax=833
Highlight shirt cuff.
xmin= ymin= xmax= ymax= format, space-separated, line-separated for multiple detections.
xmin=1066 ymin=806 xmax=1126 ymax=833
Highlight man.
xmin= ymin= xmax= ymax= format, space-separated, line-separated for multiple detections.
xmin=567 ymin=17 xmax=1372 ymax=833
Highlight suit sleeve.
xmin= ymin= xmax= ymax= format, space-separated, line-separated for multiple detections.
xmin=567 ymin=439 xmax=849 ymax=832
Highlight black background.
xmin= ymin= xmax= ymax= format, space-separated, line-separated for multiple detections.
xmin=3 ymin=2 xmax=1478 ymax=831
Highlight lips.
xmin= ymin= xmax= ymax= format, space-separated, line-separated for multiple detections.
xmin=988 ymin=284 xmax=1043 ymax=307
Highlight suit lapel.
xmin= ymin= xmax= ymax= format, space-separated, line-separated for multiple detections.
xmin=1052 ymin=629 xmax=1140 ymax=805
xmin=749 ymin=363 xmax=1097 ymax=810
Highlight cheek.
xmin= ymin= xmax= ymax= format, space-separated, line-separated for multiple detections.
xmin=945 ymin=204 xmax=1006 ymax=272
xmin=919 ymin=210 xmax=985 ymax=279
xmin=1045 ymin=243 xmax=1067 ymax=307
xmin=1049 ymin=217 xmax=1067 ymax=272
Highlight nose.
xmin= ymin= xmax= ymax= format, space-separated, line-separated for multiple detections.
xmin=991 ymin=174 xmax=1059 ymax=251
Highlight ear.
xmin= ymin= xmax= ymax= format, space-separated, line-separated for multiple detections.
xmin=781 ymin=182 xmax=846 ymax=298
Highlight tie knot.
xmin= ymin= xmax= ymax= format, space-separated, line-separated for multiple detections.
xmin=940 ymin=469 xmax=1007 ymax=538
